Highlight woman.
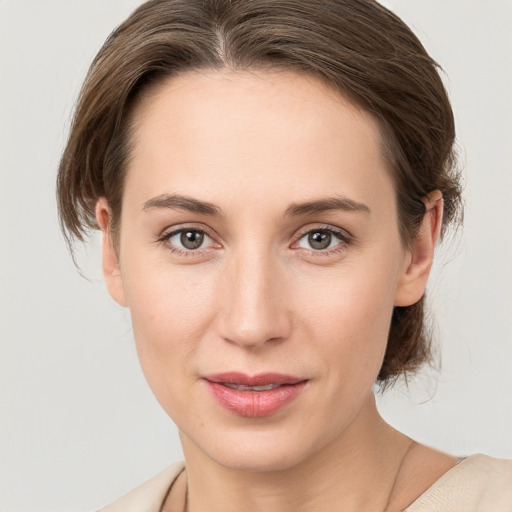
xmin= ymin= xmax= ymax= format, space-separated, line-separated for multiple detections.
xmin=56 ymin=0 xmax=511 ymax=510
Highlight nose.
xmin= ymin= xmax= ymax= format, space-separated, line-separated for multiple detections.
xmin=216 ymin=248 xmax=292 ymax=350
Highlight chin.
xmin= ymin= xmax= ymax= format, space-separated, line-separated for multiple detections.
xmin=183 ymin=423 xmax=330 ymax=474
xmin=213 ymin=446 xmax=309 ymax=473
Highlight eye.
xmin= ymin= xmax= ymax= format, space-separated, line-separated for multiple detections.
xmin=295 ymin=227 xmax=350 ymax=253
xmin=161 ymin=227 xmax=216 ymax=253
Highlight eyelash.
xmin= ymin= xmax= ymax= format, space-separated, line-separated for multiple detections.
xmin=293 ymin=225 xmax=352 ymax=257
xmin=156 ymin=225 xmax=218 ymax=257
xmin=156 ymin=224 xmax=353 ymax=257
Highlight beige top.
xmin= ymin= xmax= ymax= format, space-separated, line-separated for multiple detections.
xmin=97 ymin=454 xmax=512 ymax=512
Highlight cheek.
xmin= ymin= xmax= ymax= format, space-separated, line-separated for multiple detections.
xmin=124 ymin=251 xmax=216 ymax=331
xmin=292 ymin=259 xmax=397 ymax=378
xmin=120 ymin=256 xmax=218 ymax=393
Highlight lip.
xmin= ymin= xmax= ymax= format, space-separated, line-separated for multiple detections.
xmin=203 ymin=372 xmax=308 ymax=418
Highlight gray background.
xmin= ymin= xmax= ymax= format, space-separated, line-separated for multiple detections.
xmin=1 ymin=1 xmax=511 ymax=510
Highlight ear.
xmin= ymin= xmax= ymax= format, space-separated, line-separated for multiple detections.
xmin=394 ymin=191 xmax=444 ymax=307
xmin=95 ymin=198 xmax=127 ymax=307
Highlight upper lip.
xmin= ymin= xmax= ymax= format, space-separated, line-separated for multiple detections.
xmin=204 ymin=372 xmax=306 ymax=386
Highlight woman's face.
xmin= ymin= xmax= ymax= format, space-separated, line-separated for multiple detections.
xmin=101 ymin=69 xmax=426 ymax=471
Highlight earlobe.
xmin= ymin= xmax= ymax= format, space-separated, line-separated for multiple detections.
xmin=95 ymin=198 xmax=127 ymax=307
xmin=394 ymin=191 xmax=444 ymax=307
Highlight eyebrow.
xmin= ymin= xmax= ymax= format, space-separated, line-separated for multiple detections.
xmin=142 ymin=194 xmax=222 ymax=216
xmin=142 ymin=193 xmax=370 ymax=217
xmin=284 ymin=196 xmax=370 ymax=217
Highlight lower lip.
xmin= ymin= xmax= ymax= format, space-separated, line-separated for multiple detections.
xmin=205 ymin=381 xmax=307 ymax=417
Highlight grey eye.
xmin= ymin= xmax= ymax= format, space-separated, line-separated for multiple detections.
xmin=181 ymin=230 xmax=204 ymax=249
xmin=298 ymin=229 xmax=341 ymax=251
xmin=168 ymin=229 xmax=211 ymax=250
xmin=309 ymin=231 xmax=331 ymax=250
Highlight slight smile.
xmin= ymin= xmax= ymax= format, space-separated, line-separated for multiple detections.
xmin=203 ymin=373 xmax=309 ymax=418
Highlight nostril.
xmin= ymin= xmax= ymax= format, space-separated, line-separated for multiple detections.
xmin=222 ymin=328 xmax=284 ymax=350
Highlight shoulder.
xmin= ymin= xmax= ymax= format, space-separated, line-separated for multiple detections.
xmin=405 ymin=454 xmax=512 ymax=512
xmin=96 ymin=461 xmax=185 ymax=512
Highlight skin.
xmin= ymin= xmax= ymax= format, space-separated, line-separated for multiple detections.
xmin=96 ymin=69 xmax=456 ymax=511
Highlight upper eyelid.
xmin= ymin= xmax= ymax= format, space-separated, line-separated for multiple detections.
xmin=294 ymin=224 xmax=352 ymax=241
xmin=160 ymin=223 xmax=216 ymax=239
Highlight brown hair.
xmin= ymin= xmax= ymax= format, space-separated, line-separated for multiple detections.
xmin=57 ymin=0 xmax=462 ymax=383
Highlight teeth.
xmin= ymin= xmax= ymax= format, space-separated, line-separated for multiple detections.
xmin=222 ymin=383 xmax=282 ymax=391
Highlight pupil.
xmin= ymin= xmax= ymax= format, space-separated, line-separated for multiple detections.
xmin=181 ymin=230 xmax=204 ymax=249
xmin=309 ymin=231 xmax=331 ymax=250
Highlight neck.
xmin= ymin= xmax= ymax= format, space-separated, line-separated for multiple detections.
xmin=179 ymin=394 xmax=412 ymax=512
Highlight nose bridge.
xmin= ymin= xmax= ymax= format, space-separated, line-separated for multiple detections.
xmin=218 ymin=242 xmax=290 ymax=348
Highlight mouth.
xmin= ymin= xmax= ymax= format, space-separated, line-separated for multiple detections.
xmin=203 ymin=372 xmax=308 ymax=417
xmin=220 ymin=383 xmax=284 ymax=391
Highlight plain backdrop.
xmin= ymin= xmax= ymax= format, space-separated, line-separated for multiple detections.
xmin=1 ymin=1 xmax=511 ymax=511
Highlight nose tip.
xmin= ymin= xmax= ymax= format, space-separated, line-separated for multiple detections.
xmin=219 ymin=291 xmax=291 ymax=349
xmin=224 ymin=324 xmax=284 ymax=349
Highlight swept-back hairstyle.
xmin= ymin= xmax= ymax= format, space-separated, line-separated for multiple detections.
xmin=57 ymin=0 xmax=462 ymax=383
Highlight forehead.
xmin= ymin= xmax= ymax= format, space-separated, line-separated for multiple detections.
xmin=125 ymin=68 xmax=393 ymax=212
